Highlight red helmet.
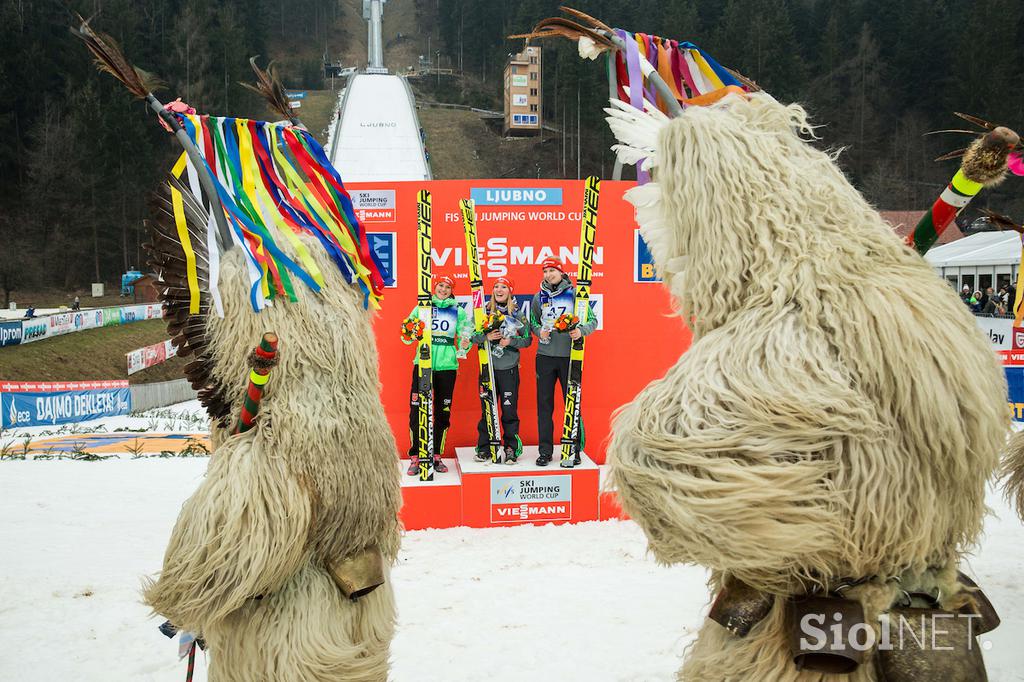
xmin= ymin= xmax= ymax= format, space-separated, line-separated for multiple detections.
xmin=540 ymin=257 xmax=565 ymax=273
xmin=433 ymin=275 xmax=456 ymax=291
xmin=493 ymin=277 xmax=514 ymax=291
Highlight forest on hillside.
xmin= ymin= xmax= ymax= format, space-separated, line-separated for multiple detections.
xmin=0 ymin=0 xmax=335 ymax=296
xmin=439 ymin=0 xmax=1022 ymax=207
xmin=1 ymin=0 xmax=1022 ymax=292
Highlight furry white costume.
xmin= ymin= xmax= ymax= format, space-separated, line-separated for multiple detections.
xmin=68 ymin=18 xmax=402 ymax=680
xmin=606 ymin=93 xmax=1008 ymax=680
xmin=143 ymin=191 xmax=401 ymax=681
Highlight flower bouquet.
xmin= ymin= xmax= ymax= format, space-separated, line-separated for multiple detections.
xmin=552 ymin=313 xmax=580 ymax=333
xmin=479 ymin=311 xmax=506 ymax=335
xmin=400 ymin=317 xmax=425 ymax=343
xmin=491 ymin=313 xmax=524 ymax=359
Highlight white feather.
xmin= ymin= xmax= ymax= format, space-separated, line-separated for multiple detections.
xmin=604 ymin=98 xmax=670 ymax=170
xmin=577 ymin=36 xmax=603 ymax=61
xmin=609 ymin=143 xmax=649 ymax=167
xmin=624 ymin=181 xmax=671 ymax=270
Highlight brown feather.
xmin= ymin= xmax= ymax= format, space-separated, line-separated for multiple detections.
xmin=925 ymin=129 xmax=983 ymax=136
xmin=724 ymin=68 xmax=761 ymax=93
xmin=557 ymin=6 xmax=614 ymax=34
xmin=242 ymin=57 xmax=296 ymax=121
xmin=145 ymin=174 xmax=230 ymax=423
xmin=934 ymin=148 xmax=968 ymax=161
xmin=70 ymin=14 xmax=162 ymax=99
xmin=954 ymin=111 xmax=997 ymax=132
xmin=509 ymin=18 xmax=615 ymax=49
xmin=980 ymin=209 xmax=1024 ymax=233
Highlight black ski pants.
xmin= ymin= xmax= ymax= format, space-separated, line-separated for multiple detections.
xmin=476 ymin=367 xmax=521 ymax=450
xmin=408 ymin=365 xmax=457 ymax=457
xmin=536 ymin=353 xmax=579 ymax=456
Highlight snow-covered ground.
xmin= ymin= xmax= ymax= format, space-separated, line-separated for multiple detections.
xmin=1 ymin=405 xmax=1023 ymax=680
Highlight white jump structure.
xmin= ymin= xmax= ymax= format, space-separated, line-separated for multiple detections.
xmin=327 ymin=0 xmax=431 ymax=182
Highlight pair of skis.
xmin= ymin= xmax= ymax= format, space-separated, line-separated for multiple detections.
xmin=460 ymin=199 xmax=504 ymax=464
xmin=559 ymin=176 xmax=601 ymax=467
xmin=415 ymin=191 xmax=501 ymax=474
xmin=415 ymin=190 xmax=434 ymax=481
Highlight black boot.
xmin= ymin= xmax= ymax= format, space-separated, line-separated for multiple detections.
xmin=536 ymin=452 xmax=552 ymax=466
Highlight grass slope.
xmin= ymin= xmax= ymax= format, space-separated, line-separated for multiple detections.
xmin=417 ymin=107 xmax=563 ymax=180
xmin=0 ymin=320 xmax=186 ymax=384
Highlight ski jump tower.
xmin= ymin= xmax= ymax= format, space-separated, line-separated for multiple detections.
xmin=327 ymin=0 xmax=431 ymax=181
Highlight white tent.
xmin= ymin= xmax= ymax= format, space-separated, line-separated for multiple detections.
xmin=924 ymin=232 xmax=1022 ymax=293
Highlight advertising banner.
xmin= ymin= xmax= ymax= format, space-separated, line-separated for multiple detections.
xmin=19 ymin=319 xmax=48 ymax=344
xmin=490 ymin=474 xmax=572 ymax=523
xmin=127 ymin=339 xmax=177 ymax=375
xmin=119 ymin=305 xmax=149 ymax=324
xmin=1 ymin=380 xmax=131 ymax=429
xmin=0 ymin=321 xmax=23 ymax=347
xmin=351 ymin=189 xmax=397 ymax=223
xmin=353 ymin=179 xmax=689 ymax=464
xmin=1006 ymin=368 xmax=1024 ymax=422
xmin=74 ymin=309 xmax=105 ymax=331
xmin=634 ymin=230 xmax=661 ymax=283
xmin=976 ymin=316 xmax=1013 ymax=351
xmin=1 ymin=305 xmax=158 ymax=353
xmin=102 ymin=308 xmax=121 ymax=327
xmin=46 ymin=312 xmax=77 ymax=338
xmin=985 ymin=319 xmax=1024 ymax=421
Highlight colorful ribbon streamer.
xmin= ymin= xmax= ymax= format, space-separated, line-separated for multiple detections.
xmin=609 ymin=30 xmax=747 ymax=184
xmin=170 ymin=113 xmax=387 ymax=311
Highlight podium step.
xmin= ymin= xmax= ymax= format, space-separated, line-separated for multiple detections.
xmin=455 ymin=445 xmax=598 ymax=472
xmin=455 ymin=446 xmax=599 ymax=527
xmin=395 ymin=450 xmax=617 ymax=529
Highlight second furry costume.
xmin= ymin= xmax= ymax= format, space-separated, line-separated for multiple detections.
xmin=606 ymin=92 xmax=1010 ymax=680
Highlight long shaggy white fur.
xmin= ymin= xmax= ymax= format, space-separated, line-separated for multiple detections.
xmin=607 ymin=93 xmax=1009 ymax=680
xmin=145 ymin=240 xmax=402 ymax=681
xmin=1002 ymin=430 xmax=1024 ymax=521
xmin=204 ymin=564 xmax=396 ymax=682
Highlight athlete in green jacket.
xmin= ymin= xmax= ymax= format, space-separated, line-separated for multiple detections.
xmin=402 ymin=275 xmax=471 ymax=474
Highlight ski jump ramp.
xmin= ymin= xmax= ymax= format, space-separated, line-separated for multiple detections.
xmin=327 ymin=73 xmax=431 ymax=182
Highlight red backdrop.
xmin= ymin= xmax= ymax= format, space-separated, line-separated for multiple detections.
xmin=350 ymin=179 xmax=691 ymax=464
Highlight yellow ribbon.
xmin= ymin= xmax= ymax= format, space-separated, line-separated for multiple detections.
xmin=170 ymin=152 xmax=202 ymax=314
xmin=692 ymin=50 xmax=726 ymax=90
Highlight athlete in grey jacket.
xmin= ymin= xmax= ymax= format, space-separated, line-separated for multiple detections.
xmin=528 ymin=257 xmax=598 ymax=466
xmin=470 ymin=277 xmax=532 ymax=463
